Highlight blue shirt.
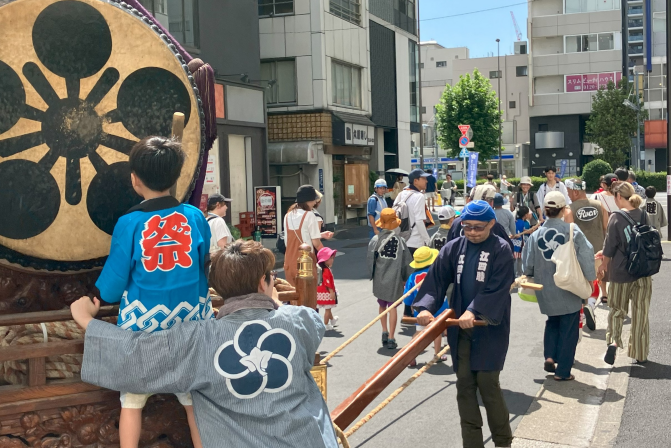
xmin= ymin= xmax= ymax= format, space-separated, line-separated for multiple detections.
xmin=367 ymin=194 xmax=386 ymax=228
xmin=513 ymin=219 xmax=530 ymax=253
xmin=403 ymin=267 xmax=430 ymax=307
xmin=426 ymin=175 xmax=437 ymax=193
xmin=96 ymin=196 xmax=213 ymax=333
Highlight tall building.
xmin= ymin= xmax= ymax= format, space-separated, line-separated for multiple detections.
xmin=139 ymin=0 xmax=269 ymax=227
xmin=258 ymin=0 xmax=419 ymax=225
xmin=527 ymin=0 xmax=622 ymax=177
xmin=622 ymin=0 xmax=667 ymax=171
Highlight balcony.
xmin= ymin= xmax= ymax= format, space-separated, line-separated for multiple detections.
xmin=628 ymin=6 xmax=643 ymax=16
xmin=628 ymin=44 xmax=644 ymax=56
xmin=628 ymin=32 xmax=644 ymax=43
xmin=628 ymin=18 xmax=644 ymax=28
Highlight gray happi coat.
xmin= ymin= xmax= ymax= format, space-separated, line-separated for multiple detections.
xmin=81 ymin=298 xmax=337 ymax=448
xmin=367 ymin=228 xmax=412 ymax=303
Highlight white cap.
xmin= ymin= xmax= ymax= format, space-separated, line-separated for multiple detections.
xmin=544 ymin=191 xmax=567 ymax=208
xmin=471 ymin=184 xmax=497 ymax=201
xmin=374 ymin=179 xmax=388 ymax=188
xmin=437 ymin=206 xmax=456 ymax=220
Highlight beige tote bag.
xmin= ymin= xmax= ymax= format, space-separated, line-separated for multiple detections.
xmin=551 ymin=223 xmax=593 ymax=299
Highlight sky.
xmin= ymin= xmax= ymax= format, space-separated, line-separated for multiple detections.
xmin=419 ymin=0 xmax=530 ymax=58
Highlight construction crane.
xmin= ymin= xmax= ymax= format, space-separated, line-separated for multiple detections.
xmin=510 ymin=11 xmax=522 ymax=41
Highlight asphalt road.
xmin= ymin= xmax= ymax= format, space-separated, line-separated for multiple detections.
xmin=614 ymin=251 xmax=671 ymax=447
xmin=301 ymin=227 xmax=549 ymax=448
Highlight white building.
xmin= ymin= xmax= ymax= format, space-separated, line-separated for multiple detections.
xmin=259 ymin=0 xmax=419 ymax=225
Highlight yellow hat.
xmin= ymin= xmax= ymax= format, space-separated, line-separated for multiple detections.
xmin=409 ymin=247 xmax=439 ymax=269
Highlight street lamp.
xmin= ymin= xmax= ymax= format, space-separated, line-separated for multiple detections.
xmin=496 ymin=38 xmax=502 ymax=178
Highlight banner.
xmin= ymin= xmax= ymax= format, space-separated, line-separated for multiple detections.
xmin=254 ymin=186 xmax=282 ymax=238
xmin=559 ymin=159 xmax=567 ymax=178
xmin=467 ymin=152 xmax=479 ymax=188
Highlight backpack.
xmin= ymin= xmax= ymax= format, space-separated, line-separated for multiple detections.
xmin=393 ymin=190 xmax=416 ymax=241
xmin=614 ymin=210 xmax=663 ymax=279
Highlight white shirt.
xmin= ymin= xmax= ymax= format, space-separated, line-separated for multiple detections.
xmin=394 ymin=188 xmax=430 ymax=248
xmin=537 ymin=181 xmax=571 ymax=208
xmin=594 ymin=192 xmax=618 ymax=214
xmin=283 ymin=209 xmax=321 ymax=250
xmin=207 ymin=213 xmax=232 ymax=254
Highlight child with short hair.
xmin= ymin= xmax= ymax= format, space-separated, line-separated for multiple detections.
xmin=95 ymin=136 xmax=210 ymax=448
xmin=641 ymin=186 xmax=668 ymax=230
xmin=403 ymin=247 xmax=449 ymax=367
xmin=316 ymin=246 xmax=339 ymax=330
xmin=429 ymin=206 xmax=457 ymax=251
xmin=368 ymin=208 xmax=412 ymax=349
xmin=512 ymin=206 xmax=537 ymax=277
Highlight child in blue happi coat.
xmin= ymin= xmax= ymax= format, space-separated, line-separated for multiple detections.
xmin=94 ymin=136 xmax=211 ymax=448
xmin=403 ymin=246 xmax=449 ymax=367
xmin=512 ymin=205 xmax=538 ymax=277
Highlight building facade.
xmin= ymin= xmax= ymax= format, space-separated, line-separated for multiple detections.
xmin=623 ymin=0 xmax=667 ymax=171
xmin=139 ymin=0 xmax=269 ymax=227
xmin=528 ymin=0 xmax=622 ymax=177
xmin=259 ymin=0 xmax=419 ymax=225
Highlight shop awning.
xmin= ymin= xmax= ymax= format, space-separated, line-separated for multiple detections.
xmin=268 ymin=141 xmax=322 ymax=165
xmin=332 ymin=111 xmax=376 ymax=127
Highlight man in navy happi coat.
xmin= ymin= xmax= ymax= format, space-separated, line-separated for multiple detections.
xmin=414 ymin=200 xmax=514 ymax=448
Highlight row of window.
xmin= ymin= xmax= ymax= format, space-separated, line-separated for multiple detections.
xmin=259 ymin=0 xmax=362 ymax=26
xmin=487 ymin=66 xmax=528 ymax=79
xmin=565 ymin=32 xmax=615 ymax=53
xmin=564 ymin=0 xmax=620 ymax=14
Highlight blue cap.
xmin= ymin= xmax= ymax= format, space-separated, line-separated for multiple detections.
xmin=493 ymin=193 xmax=504 ymax=207
xmin=408 ymin=169 xmax=431 ymax=183
xmin=460 ymin=200 xmax=496 ymax=222
xmin=374 ymin=179 xmax=388 ymax=188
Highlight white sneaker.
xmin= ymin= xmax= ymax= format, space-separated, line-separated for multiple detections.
xmin=325 ymin=323 xmax=334 ymax=331
xmin=331 ymin=316 xmax=339 ymax=327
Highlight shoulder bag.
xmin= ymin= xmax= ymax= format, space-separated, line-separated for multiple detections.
xmin=551 ymin=223 xmax=593 ymax=299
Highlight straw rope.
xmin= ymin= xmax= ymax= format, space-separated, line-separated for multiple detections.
xmin=333 ymin=423 xmax=351 ymax=448
xmin=342 ymin=344 xmax=451 ymax=440
xmin=322 ymin=280 xmax=423 ymax=364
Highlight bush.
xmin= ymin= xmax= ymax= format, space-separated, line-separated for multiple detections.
xmin=582 ymin=159 xmax=612 ymax=190
xmin=635 ymin=171 xmax=667 ymax=192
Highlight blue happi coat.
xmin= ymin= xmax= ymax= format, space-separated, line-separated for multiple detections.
xmin=413 ymin=234 xmax=514 ymax=371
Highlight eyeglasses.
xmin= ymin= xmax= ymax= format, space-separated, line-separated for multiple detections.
xmin=461 ymin=222 xmax=488 ymax=232
xmin=270 ymin=271 xmax=278 ymax=281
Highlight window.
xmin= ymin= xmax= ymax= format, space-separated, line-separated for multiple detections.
xmin=258 ymin=0 xmax=293 ymax=16
xmin=261 ymin=60 xmax=296 ymax=105
xmin=629 ymin=31 xmax=644 ymax=42
xmin=653 ymin=12 xmax=666 ymax=32
xmin=330 ymin=0 xmax=361 ymax=25
xmin=409 ymin=41 xmax=420 ymax=122
xmin=628 ymin=5 xmax=643 ymax=15
xmin=489 ymin=70 xmax=502 ymax=79
xmin=565 ymin=33 xmax=615 ymax=53
xmin=516 ymin=66 xmax=528 ymax=77
xmin=509 ymin=101 xmax=516 ymax=109
xmin=565 ymin=0 xmax=619 ymax=13
xmin=331 ymin=61 xmax=361 ymax=108
xmin=538 ymin=124 xmax=548 ymax=131
xmin=139 ymin=0 xmax=199 ymax=47
xmin=629 ymin=18 xmax=643 ymax=28
xmin=421 ymin=106 xmax=426 ymax=113
xmin=629 ymin=44 xmax=644 ymax=55
xmin=436 ymin=61 xmax=447 ymax=67
xmin=519 ymin=44 xmax=527 ymax=54
xmin=394 ymin=0 xmax=416 ymax=35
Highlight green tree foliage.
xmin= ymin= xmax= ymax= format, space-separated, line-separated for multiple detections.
xmin=585 ymin=81 xmax=644 ymax=169
xmin=581 ymin=159 xmax=613 ymax=190
xmin=435 ymin=69 xmax=502 ymax=162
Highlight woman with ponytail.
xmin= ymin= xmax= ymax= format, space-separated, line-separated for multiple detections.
xmin=597 ymin=181 xmax=651 ymax=366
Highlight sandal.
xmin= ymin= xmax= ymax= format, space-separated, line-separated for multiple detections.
xmin=408 ymin=359 xmax=417 ymax=367
xmin=601 ymin=296 xmax=608 ymax=305
xmin=554 ymin=375 xmax=575 ymax=381
xmin=544 ymin=361 xmax=556 ymax=373
xmin=437 ymin=354 xmax=449 ymax=362
xmin=381 ymin=331 xmax=389 ymax=346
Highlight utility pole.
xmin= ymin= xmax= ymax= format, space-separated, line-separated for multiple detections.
xmin=666 ymin=0 xmax=670 ymax=241
xmin=635 ymin=70 xmax=641 ymax=171
xmin=496 ymin=38 xmax=502 ymax=177
xmin=417 ymin=1 xmax=424 ymax=169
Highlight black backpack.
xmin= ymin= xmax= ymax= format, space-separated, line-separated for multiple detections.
xmin=615 ymin=210 xmax=663 ymax=279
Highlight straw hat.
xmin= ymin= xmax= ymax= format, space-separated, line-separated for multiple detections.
xmin=409 ymin=247 xmax=439 ymax=269
xmin=375 ymin=208 xmax=401 ymax=230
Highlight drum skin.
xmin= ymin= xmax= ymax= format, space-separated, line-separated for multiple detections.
xmin=0 ymin=0 xmax=204 ymax=272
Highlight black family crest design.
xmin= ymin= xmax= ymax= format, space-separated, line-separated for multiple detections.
xmin=0 ymin=0 xmax=204 ymax=270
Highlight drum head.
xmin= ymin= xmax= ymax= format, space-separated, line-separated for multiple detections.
xmin=0 ymin=0 xmax=204 ymax=270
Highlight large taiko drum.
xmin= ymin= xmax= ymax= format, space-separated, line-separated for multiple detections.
xmin=0 ymin=0 xmax=204 ymax=273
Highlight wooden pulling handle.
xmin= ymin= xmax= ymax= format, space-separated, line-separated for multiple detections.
xmin=401 ymin=317 xmax=488 ymax=326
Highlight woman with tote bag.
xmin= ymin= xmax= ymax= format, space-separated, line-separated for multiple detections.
xmin=522 ymin=192 xmax=596 ymax=381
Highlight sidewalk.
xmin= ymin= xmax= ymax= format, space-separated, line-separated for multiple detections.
xmin=512 ymin=306 xmax=632 ymax=448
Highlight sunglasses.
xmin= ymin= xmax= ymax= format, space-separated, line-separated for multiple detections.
xmin=461 ymin=222 xmax=488 ymax=232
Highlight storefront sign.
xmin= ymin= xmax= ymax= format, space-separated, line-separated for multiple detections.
xmin=319 ymin=169 xmax=324 ymax=193
xmin=344 ymin=123 xmax=375 ymax=146
xmin=565 ymin=72 xmax=622 ymax=93
xmin=254 ymin=186 xmax=282 ymax=238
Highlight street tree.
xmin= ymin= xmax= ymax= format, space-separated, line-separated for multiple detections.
xmin=435 ymin=69 xmax=502 ymax=161
xmin=585 ymin=80 xmax=644 ymax=169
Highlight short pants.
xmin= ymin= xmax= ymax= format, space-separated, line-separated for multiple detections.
xmin=424 ymin=192 xmax=437 ymax=199
xmin=377 ymin=299 xmax=394 ymax=308
xmin=120 ymin=392 xmax=193 ymax=409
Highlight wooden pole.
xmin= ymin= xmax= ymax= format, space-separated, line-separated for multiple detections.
xmin=170 ymin=112 xmax=185 ymax=198
xmin=295 ymin=243 xmax=317 ymax=309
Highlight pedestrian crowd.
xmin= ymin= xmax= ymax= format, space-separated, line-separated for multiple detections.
xmin=68 ymin=137 xmax=664 ymax=448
